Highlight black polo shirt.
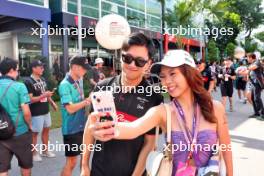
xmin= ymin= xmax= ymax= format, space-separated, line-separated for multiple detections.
xmin=91 ymin=75 xmax=163 ymax=176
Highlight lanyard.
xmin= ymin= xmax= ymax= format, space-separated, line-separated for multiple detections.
xmin=173 ymin=99 xmax=199 ymax=160
xmin=31 ymin=75 xmax=46 ymax=93
xmin=173 ymin=99 xmax=198 ymax=144
xmin=73 ymin=81 xmax=84 ymax=101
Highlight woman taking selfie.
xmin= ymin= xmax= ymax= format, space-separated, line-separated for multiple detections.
xmin=83 ymin=50 xmax=233 ymax=176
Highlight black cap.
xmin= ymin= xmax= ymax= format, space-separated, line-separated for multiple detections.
xmin=30 ymin=60 xmax=44 ymax=70
xmin=70 ymin=56 xmax=92 ymax=70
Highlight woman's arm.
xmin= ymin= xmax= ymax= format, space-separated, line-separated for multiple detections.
xmin=86 ymin=104 xmax=166 ymax=141
xmin=213 ymin=100 xmax=233 ymax=176
xmin=81 ymin=118 xmax=96 ymax=176
xmin=115 ymin=104 xmax=165 ymax=140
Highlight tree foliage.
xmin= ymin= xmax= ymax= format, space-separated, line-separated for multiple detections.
xmin=225 ymin=42 xmax=236 ymax=57
xmin=207 ymin=39 xmax=218 ymax=61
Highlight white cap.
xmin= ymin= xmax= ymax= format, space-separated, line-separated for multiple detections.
xmin=95 ymin=58 xmax=104 ymax=64
xmin=150 ymin=50 xmax=196 ymax=74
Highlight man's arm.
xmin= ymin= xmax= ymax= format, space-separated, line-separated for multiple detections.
xmin=208 ymin=80 xmax=215 ymax=93
xmin=21 ymin=104 xmax=32 ymax=130
xmin=29 ymin=91 xmax=53 ymax=103
xmin=89 ymin=78 xmax=97 ymax=87
xmin=81 ymin=119 xmax=95 ymax=176
xmin=132 ymin=134 xmax=155 ymax=176
xmin=64 ymin=98 xmax=90 ymax=114
xmin=48 ymin=97 xmax=58 ymax=111
xmin=248 ymin=64 xmax=258 ymax=71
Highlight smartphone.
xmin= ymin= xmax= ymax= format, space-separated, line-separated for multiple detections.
xmin=91 ymin=91 xmax=117 ymax=122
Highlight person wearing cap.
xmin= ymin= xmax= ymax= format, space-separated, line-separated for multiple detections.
xmin=81 ymin=33 xmax=163 ymax=176
xmin=86 ymin=49 xmax=233 ymax=176
xmin=59 ymin=56 xmax=92 ymax=176
xmin=24 ymin=60 xmax=58 ymax=162
xmin=218 ymin=57 xmax=236 ymax=112
xmin=0 ymin=58 xmax=32 ymax=176
xmin=89 ymin=58 xmax=105 ymax=88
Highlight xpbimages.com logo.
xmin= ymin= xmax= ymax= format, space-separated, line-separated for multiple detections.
xmin=95 ymin=85 xmax=168 ymax=97
xmin=164 ymin=25 xmax=234 ymax=40
xmin=31 ymin=141 xmax=102 ymax=154
xmin=31 ymin=25 xmax=96 ymax=38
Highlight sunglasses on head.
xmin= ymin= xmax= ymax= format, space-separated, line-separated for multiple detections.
xmin=121 ymin=54 xmax=148 ymax=68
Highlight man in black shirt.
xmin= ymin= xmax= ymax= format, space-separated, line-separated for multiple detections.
xmin=81 ymin=33 xmax=163 ymax=176
xmin=218 ymin=57 xmax=236 ymax=111
xmin=197 ymin=61 xmax=214 ymax=93
xmin=89 ymin=58 xmax=105 ymax=88
xmin=24 ymin=60 xmax=58 ymax=162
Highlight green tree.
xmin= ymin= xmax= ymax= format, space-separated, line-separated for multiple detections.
xmin=231 ymin=0 xmax=264 ymax=39
xmin=254 ymin=31 xmax=264 ymax=42
xmin=225 ymin=42 xmax=236 ymax=57
xmin=204 ymin=7 xmax=241 ymax=56
xmin=242 ymin=38 xmax=258 ymax=53
xmin=207 ymin=39 xmax=218 ymax=61
xmin=165 ymin=0 xmax=196 ymax=27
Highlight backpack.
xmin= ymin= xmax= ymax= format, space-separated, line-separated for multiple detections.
xmin=0 ymin=82 xmax=19 ymax=140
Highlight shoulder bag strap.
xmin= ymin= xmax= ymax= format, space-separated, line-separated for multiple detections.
xmin=164 ymin=103 xmax=171 ymax=143
xmin=0 ymin=82 xmax=14 ymax=102
xmin=153 ymin=103 xmax=172 ymax=150
xmin=0 ymin=81 xmax=21 ymax=129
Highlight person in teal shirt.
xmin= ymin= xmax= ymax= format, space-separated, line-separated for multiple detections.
xmin=0 ymin=58 xmax=32 ymax=176
xmin=59 ymin=56 xmax=92 ymax=176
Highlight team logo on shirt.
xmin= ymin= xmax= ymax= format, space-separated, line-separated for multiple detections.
xmin=0 ymin=120 xmax=8 ymax=129
xmin=136 ymin=97 xmax=149 ymax=104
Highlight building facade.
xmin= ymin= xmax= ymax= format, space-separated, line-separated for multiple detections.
xmin=0 ymin=0 xmax=162 ymax=75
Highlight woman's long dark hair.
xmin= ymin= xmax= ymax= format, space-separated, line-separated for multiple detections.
xmin=178 ymin=64 xmax=217 ymax=123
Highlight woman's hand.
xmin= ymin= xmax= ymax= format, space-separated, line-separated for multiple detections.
xmin=88 ymin=112 xmax=116 ymax=142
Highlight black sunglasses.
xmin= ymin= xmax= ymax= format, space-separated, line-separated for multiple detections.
xmin=121 ymin=54 xmax=148 ymax=68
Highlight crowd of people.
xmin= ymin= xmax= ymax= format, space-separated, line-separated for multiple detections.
xmin=197 ymin=54 xmax=264 ymax=120
xmin=0 ymin=32 xmax=263 ymax=176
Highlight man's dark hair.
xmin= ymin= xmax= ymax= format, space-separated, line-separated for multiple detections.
xmin=121 ymin=32 xmax=155 ymax=59
xmin=0 ymin=57 xmax=18 ymax=75
xmin=247 ymin=53 xmax=256 ymax=60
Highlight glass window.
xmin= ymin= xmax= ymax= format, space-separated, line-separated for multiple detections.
xmin=146 ymin=15 xmax=161 ymax=32
xmin=105 ymin=0 xmax=125 ymax=6
xmin=127 ymin=9 xmax=145 ymax=28
xmin=102 ymin=1 xmax=125 ymax=17
xmin=49 ymin=0 xmax=62 ymax=13
xmin=82 ymin=6 xmax=99 ymax=18
xmin=127 ymin=0 xmax=145 ymax=12
xmin=146 ymin=0 xmax=161 ymax=17
xmin=68 ymin=0 xmax=77 ymax=13
xmin=16 ymin=0 xmax=44 ymax=6
xmin=82 ymin=0 xmax=99 ymax=8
